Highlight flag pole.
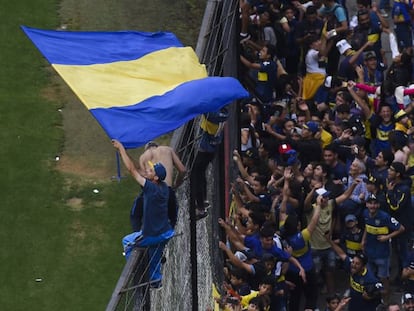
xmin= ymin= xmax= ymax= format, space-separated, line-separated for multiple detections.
xmin=112 ymin=151 xmax=125 ymax=182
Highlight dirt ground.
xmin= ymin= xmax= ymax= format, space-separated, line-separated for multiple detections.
xmin=51 ymin=0 xmax=205 ymax=181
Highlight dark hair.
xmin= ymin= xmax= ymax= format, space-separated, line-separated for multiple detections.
xmin=306 ymin=5 xmax=317 ymax=15
xmin=305 ymin=34 xmax=320 ymax=47
xmin=354 ymin=251 xmax=368 ymax=265
xmin=248 ymin=297 xmax=265 ymax=311
xmin=266 ymin=44 xmax=277 ymax=59
xmin=248 ymin=210 xmax=267 ymax=228
xmin=315 ymin=162 xmax=329 ymax=174
xmin=337 ymin=90 xmax=353 ymax=104
xmin=336 ymin=103 xmax=351 ymax=114
xmin=260 ymin=225 xmax=275 ymax=238
xmin=380 ymin=149 xmax=394 ymax=166
xmin=283 ymin=214 xmax=299 ymax=237
xmin=326 ymin=294 xmax=340 ymax=303
xmin=230 ymin=267 xmax=249 ymax=281
xmin=357 ymin=9 xmax=370 ymax=16
xmin=389 ymin=130 xmax=408 ymax=151
xmin=254 ymin=175 xmax=269 ymax=188
xmin=324 ymin=143 xmax=338 ymax=154
xmin=260 ymin=275 xmax=276 ymax=288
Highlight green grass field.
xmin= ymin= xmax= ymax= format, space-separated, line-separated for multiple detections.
xmin=1 ymin=1 xmax=204 ymax=310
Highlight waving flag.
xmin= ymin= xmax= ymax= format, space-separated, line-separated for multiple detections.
xmin=22 ymin=26 xmax=248 ymax=148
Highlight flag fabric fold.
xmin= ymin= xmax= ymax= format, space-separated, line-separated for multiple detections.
xmin=22 ymin=26 xmax=248 ymax=148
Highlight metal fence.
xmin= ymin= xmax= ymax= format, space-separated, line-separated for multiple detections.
xmin=106 ymin=0 xmax=241 ymax=310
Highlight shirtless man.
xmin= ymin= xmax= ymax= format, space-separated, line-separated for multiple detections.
xmin=131 ymin=141 xmax=186 ymax=231
xmin=138 ymin=141 xmax=186 ymax=189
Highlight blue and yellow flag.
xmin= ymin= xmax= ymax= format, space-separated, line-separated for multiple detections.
xmin=22 ymin=26 xmax=248 ymax=148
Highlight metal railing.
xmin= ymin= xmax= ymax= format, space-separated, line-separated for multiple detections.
xmin=106 ymin=248 xmax=150 ymax=311
xmin=106 ymin=0 xmax=241 ymax=310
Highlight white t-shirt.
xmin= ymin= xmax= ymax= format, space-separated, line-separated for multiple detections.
xmin=305 ymin=48 xmax=326 ymax=74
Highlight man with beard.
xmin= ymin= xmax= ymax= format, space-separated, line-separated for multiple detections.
xmin=327 ymin=236 xmax=383 ymax=311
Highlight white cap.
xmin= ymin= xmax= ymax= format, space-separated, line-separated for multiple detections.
xmin=316 ymin=188 xmax=331 ymax=197
xmin=336 ymin=39 xmax=352 ymax=55
xmin=234 ymin=251 xmax=247 ymax=262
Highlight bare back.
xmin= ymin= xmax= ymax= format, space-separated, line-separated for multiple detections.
xmin=139 ymin=146 xmax=186 ymax=187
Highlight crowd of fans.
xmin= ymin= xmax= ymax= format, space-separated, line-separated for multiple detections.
xmin=215 ymin=0 xmax=414 ymax=310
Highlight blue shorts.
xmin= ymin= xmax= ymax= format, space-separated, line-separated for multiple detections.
xmin=368 ymin=257 xmax=390 ymax=279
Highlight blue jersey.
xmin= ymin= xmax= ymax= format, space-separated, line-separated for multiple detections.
xmin=142 ymin=179 xmax=172 ymax=237
xmin=255 ymin=60 xmax=277 ymax=103
xmin=286 ymin=228 xmax=313 ymax=272
xmin=369 ymin=114 xmax=394 ymax=156
xmin=363 ymin=209 xmax=401 ymax=259
xmin=344 ymin=257 xmax=381 ymax=311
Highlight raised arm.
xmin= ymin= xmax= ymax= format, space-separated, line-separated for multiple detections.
xmin=307 ymin=196 xmax=322 ymax=235
xmin=335 ymin=178 xmax=360 ymax=205
xmin=112 ymin=139 xmax=145 ymax=186
xmin=219 ymin=241 xmax=254 ymax=274
xmin=347 ymin=81 xmax=372 ymax=118
xmin=325 ymin=231 xmax=347 ymax=261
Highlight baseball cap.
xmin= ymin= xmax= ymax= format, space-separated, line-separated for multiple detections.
xmin=291 ymin=127 xmax=303 ymax=136
xmin=316 ymin=188 xmax=331 ymax=198
xmin=278 ymin=143 xmax=292 ymax=154
xmin=345 ymin=214 xmax=357 ymax=223
xmin=241 ymin=249 xmax=257 ymax=260
xmin=366 ymin=193 xmax=378 ymax=202
xmin=395 ymin=109 xmax=408 ymax=121
xmin=364 ymin=51 xmax=377 ymax=61
xmin=402 ymin=293 xmax=414 ymax=304
xmin=354 ymin=252 xmax=368 ymax=265
xmin=243 ymin=147 xmax=259 ymax=160
xmin=336 ymin=39 xmax=352 ymax=55
xmin=363 ymin=175 xmax=379 ymax=186
xmin=148 ymin=161 xmax=166 ymax=181
xmin=303 ymin=121 xmax=319 ymax=134
xmin=390 ymin=162 xmax=406 ymax=177
xmin=286 ymin=149 xmax=298 ymax=166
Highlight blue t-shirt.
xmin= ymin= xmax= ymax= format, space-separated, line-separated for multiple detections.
xmin=244 ymin=235 xmax=290 ymax=261
xmin=142 ymin=179 xmax=171 ymax=237
xmin=363 ymin=209 xmax=401 ymax=259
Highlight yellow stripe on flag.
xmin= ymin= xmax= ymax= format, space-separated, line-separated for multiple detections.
xmin=53 ymin=47 xmax=207 ymax=109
